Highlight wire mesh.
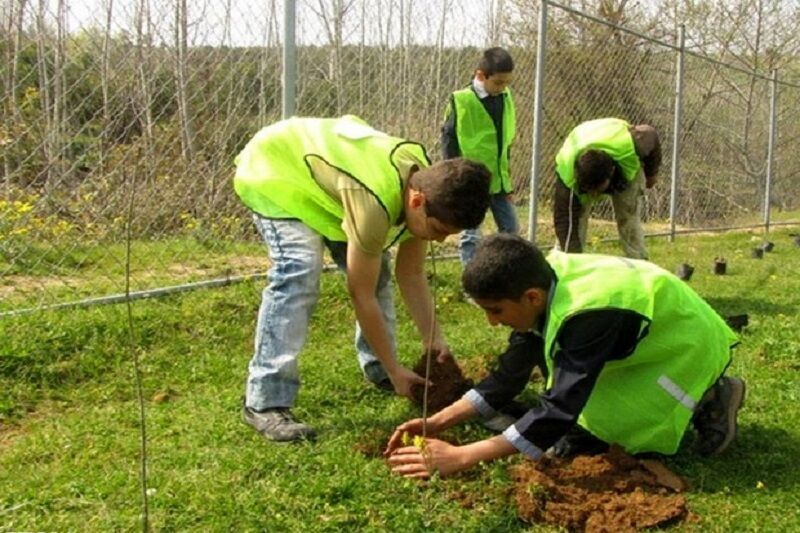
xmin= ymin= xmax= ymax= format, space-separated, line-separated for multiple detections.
xmin=1 ymin=0 xmax=799 ymax=314
xmin=678 ymin=55 xmax=771 ymax=229
xmin=774 ymin=81 xmax=800 ymax=218
xmin=527 ymin=2 xmax=677 ymax=244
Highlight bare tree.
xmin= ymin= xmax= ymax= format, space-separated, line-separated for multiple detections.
xmin=133 ymin=0 xmax=156 ymax=196
xmin=99 ymin=0 xmax=113 ymax=175
xmin=175 ymin=0 xmax=195 ymax=159
xmin=489 ymin=0 xmax=506 ymax=44
xmin=3 ymin=0 xmax=27 ymax=188
xmin=307 ymin=0 xmax=355 ymax=114
xmin=53 ymin=0 xmax=65 ymax=183
xmin=259 ymin=0 xmax=279 ymax=124
xmin=659 ymin=0 xmax=799 ymax=199
xmin=34 ymin=0 xmax=53 ymax=189
xmin=398 ymin=0 xmax=412 ymax=124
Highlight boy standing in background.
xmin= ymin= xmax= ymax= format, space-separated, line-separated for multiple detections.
xmin=441 ymin=47 xmax=518 ymax=265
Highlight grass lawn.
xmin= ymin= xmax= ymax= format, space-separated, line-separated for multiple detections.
xmin=1 ymin=227 xmax=799 ymax=531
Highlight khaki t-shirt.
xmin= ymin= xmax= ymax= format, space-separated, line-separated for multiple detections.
xmin=303 ymin=145 xmax=427 ymax=255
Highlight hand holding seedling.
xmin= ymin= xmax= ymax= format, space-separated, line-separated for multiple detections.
xmin=388 ymin=434 xmax=519 ymax=478
xmin=385 ymin=419 xmax=442 ymax=455
xmin=385 ymin=398 xmax=520 ymax=478
xmin=387 ymin=437 xmax=463 ymax=478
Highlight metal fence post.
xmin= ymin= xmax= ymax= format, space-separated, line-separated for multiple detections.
xmin=764 ymin=68 xmax=778 ymax=233
xmin=282 ymin=0 xmax=297 ymax=119
xmin=668 ymin=25 xmax=685 ymax=242
xmin=527 ymin=0 xmax=548 ymax=245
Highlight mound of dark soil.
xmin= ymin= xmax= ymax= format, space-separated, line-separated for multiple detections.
xmin=410 ymin=353 xmax=473 ymax=414
xmin=512 ymin=446 xmax=691 ymax=532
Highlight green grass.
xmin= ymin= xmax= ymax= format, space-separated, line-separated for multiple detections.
xmin=1 ymin=228 xmax=800 ymax=531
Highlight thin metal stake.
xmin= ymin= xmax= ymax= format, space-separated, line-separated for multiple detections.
xmin=420 ymin=241 xmax=439 ymax=438
xmin=123 ymin=169 xmax=150 ymax=532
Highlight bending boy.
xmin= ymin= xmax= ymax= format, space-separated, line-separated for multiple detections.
xmin=553 ymin=117 xmax=661 ymax=259
xmin=387 ymin=234 xmax=744 ymax=477
xmin=441 ymin=47 xmax=518 ymax=264
xmin=235 ymin=115 xmax=491 ymax=442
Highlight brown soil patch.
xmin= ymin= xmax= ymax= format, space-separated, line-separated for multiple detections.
xmin=409 ymin=353 xmax=473 ymax=413
xmin=0 ymin=274 xmax=81 ymax=298
xmin=512 ymin=446 xmax=691 ymax=532
xmin=352 ymin=427 xmax=389 ymax=458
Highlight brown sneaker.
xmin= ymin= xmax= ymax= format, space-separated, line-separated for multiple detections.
xmin=692 ymin=377 xmax=746 ymax=456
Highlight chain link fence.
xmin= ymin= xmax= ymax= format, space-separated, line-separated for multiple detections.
xmin=2 ymin=0 xmax=799 ymax=315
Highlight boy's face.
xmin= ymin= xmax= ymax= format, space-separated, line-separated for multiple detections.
xmin=583 ymin=178 xmax=611 ymax=198
xmin=403 ymin=188 xmax=461 ymax=242
xmin=477 ymin=70 xmax=513 ymax=95
xmin=473 ymin=289 xmax=545 ymax=332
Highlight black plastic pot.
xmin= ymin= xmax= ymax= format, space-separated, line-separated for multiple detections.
xmin=676 ymin=263 xmax=694 ymax=281
xmin=725 ymin=314 xmax=749 ymax=332
xmin=713 ymin=257 xmax=727 ymax=275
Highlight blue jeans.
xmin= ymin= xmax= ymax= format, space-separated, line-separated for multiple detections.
xmin=459 ymin=193 xmax=519 ymax=264
xmin=245 ymin=216 xmax=395 ymax=410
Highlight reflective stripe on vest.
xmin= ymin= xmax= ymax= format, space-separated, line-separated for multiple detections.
xmin=542 ymin=251 xmax=737 ymax=454
xmin=452 ymin=87 xmax=515 ymax=194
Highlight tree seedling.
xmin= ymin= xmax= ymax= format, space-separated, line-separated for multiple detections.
xmin=401 ymin=431 xmax=427 ymax=451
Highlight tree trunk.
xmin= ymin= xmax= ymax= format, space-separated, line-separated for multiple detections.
xmin=100 ymin=0 xmax=113 ymax=176
xmin=3 ymin=0 xmax=27 ymax=189
xmin=175 ymin=0 xmax=195 ymax=160
xmin=35 ymin=0 xmax=53 ymax=189
xmin=135 ymin=0 xmax=154 ymax=185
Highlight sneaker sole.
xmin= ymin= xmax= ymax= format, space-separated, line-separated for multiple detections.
xmin=711 ymin=377 xmax=746 ymax=455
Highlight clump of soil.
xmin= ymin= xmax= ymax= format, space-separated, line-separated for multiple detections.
xmin=512 ymin=446 xmax=690 ymax=532
xmin=410 ymin=353 xmax=474 ymax=413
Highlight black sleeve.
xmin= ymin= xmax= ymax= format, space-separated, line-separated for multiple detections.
xmin=633 ymin=126 xmax=663 ymax=178
xmin=440 ymin=97 xmax=461 ymax=160
xmin=512 ymin=309 xmax=646 ymax=453
xmin=640 ymin=134 xmax=663 ymax=178
xmin=553 ymin=178 xmax=583 ymax=253
xmin=472 ymin=331 xmax=545 ymax=410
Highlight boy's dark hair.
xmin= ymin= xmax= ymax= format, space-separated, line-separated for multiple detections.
xmin=477 ymin=47 xmax=514 ymax=77
xmin=411 ymin=158 xmax=491 ymax=230
xmin=575 ymin=150 xmax=618 ymax=193
xmin=463 ymin=234 xmax=555 ymax=300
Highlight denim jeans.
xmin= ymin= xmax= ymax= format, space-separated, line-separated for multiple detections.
xmin=459 ymin=193 xmax=519 ymax=264
xmin=245 ymin=216 xmax=395 ymax=410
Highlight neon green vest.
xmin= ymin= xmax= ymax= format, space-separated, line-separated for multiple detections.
xmin=542 ymin=251 xmax=737 ymax=454
xmin=555 ymin=118 xmax=641 ymax=205
xmin=451 ymin=87 xmax=515 ymax=194
xmin=234 ymin=115 xmax=429 ymax=246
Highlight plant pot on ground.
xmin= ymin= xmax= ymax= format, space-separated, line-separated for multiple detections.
xmin=676 ymin=263 xmax=694 ymax=280
xmin=713 ymin=257 xmax=727 ymax=275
